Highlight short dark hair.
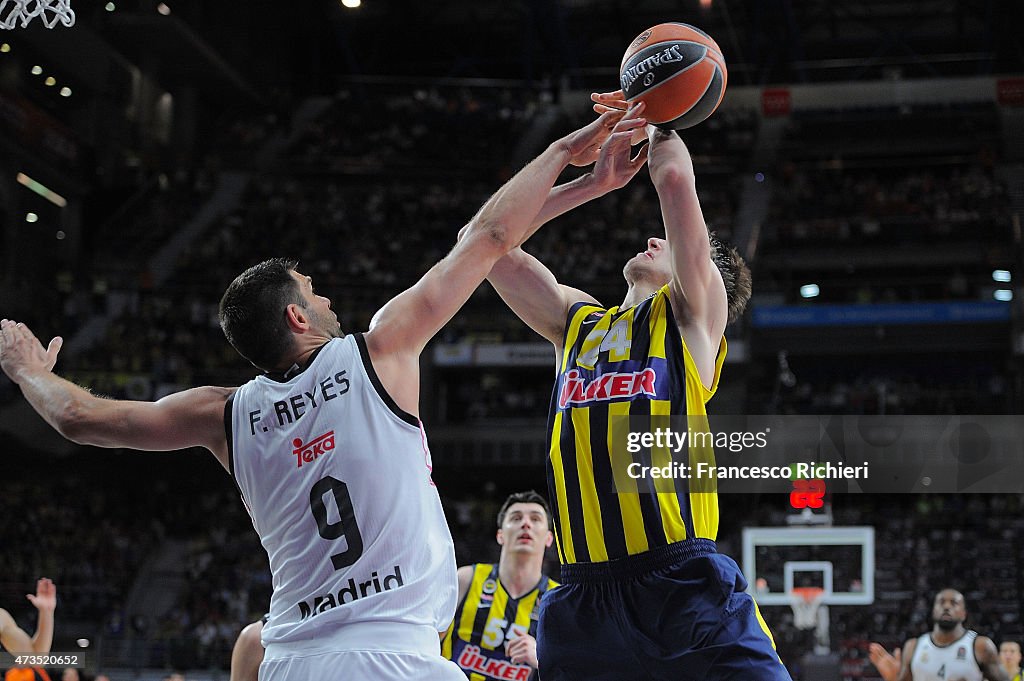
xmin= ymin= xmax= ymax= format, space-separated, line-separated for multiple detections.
xmin=710 ymin=233 xmax=752 ymax=324
xmin=497 ymin=490 xmax=552 ymax=528
xmin=219 ymin=258 xmax=305 ymax=371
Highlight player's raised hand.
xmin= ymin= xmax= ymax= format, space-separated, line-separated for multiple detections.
xmin=561 ymin=101 xmax=646 ymax=167
xmin=0 ymin=319 xmax=63 ymax=383
xmin=591 ymin=114 xmax=650 ymax=192
xmin=26 ymin=578 xmax=56 ymax=614
xmin=868 ymin=643 xmax=901 ymax=681
xmin=592 ymin=90 xmax=650 ymax=144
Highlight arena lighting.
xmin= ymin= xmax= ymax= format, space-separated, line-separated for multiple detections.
xmin=341 ymin=0 xmax=361 ymax=7
xmin=992 ymin=269 xmax=1011 ymax=283
xmin=157 ymin=3 xmax=170 ymax=15
xmin=1 ymin=43 xmax=10 ymax=53
xmin=994 ymin=289 xmax=1013 ymax=302
xmin=105 ymin=2 xmax=115 ymax=10
xmin=799 ymin=284 xmax=820 ymax=299
xmin=31 ymin=64 xmax=42 ymax=75
xmin=25 ymin=212 xmax=38 ymax=223
xmin=60 ymin=86 xmax=72 ymax=97
xmin=44 ymin=76 xmax=56 ymax=86
xmin=16 ymin=172 xmax=68 ymax=208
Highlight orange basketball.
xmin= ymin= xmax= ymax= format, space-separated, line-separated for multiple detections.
xmin=619 ymin=23 xmax=727 ymax=130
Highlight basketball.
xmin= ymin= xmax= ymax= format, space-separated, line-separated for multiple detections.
xmin=619 ymin=23 xmax=727 ymax=130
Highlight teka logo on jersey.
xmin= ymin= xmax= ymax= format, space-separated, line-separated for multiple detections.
xmin=457 ymin=645 xmax=532 ymax=681
xmin=558 ymin=368 xmax=657 ymax=409
xmin=292 ymin=431 xmax=335 ymax=468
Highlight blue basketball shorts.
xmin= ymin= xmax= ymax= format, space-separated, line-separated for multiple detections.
xmin=537 ymin=539 xmax=792 ymax=681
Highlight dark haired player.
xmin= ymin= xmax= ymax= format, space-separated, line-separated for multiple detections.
xmin=442 ymin=491 xmax=558 ymax=680
xmin=472 ymin=91 xmax=785 ymax=680
xmin=0 ymin=106 xmax=648 ymax=680
xmin=869 ymin=589 xmax=1008 ymax=681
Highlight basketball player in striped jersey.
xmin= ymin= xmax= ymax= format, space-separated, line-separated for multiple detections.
xmin=0 ymin=579 xmax=56 ymax=655
xmin=474 ymin=91 xmax=787 ymax=680
xmin=868 ymin=589 xmax=1008 ymax=680
xmin=0 ymin=107 xmax=646 ymax=681
xmin=442 ymin=491 xmax=558 ymax=680
xmin=999 ymin=641 xmax=1022 ymax=681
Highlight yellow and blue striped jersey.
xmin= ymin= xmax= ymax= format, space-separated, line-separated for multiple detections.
xmin=441 ymin=563 xmax=558 ymax=681
xmin=546 ymin=285 xmax=726 ymax=565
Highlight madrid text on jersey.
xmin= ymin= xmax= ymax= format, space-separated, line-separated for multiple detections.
xmin=246 ymin=370 xmax=351 ymax=434
xmin=297 ymin=565 xmax=405 ymax=620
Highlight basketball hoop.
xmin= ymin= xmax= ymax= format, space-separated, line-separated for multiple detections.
xmin=0 ymin=0 xmax=75 ymax=29
xmin=789 ymin=586 xmax=825 ymax=630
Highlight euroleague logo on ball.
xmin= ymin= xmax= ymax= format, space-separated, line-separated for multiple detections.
xmin=643 ymin=73 xmax=655 ymax=86
xmin=629 ymin=29 xmax=652 ymax=50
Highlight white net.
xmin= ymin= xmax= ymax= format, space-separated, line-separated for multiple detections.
xmin=790 ymin=589 xmax=825 ymax=630
xmin=0 ymin=0 xmax=75 ymax=29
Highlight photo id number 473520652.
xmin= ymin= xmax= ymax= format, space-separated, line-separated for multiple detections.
xmin=2 ymin=652 xmax=82 ymax=668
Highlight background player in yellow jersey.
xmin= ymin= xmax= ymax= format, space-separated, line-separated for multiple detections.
xmin=1000 ymin=641 xmax=1022 ymax=681
xmin=476 ymin=91 xmax=787 ymax=680
xmin=442 ymin=491 xmax=558 ymax=680
xmin=0 ymin=579 xmax=56 ymax=656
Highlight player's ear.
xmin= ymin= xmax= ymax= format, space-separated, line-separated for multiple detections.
xmin=285 ymin=303 xmax=309 ymax=332
xmin=496 ymin=528 xmax=505 ymax=546
xmin=544 ymin=530 xmax=553 ymax=548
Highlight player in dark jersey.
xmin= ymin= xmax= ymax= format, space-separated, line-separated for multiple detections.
xmin=868 ymin=589 xmax=1007 ymax=681
xmin=0 ymin=579 xmax=56 ymax=656
xmin=475 ymin=92 xmax=787 ymax=680
xmin=442 ymin=491 xmax=558 ymax=680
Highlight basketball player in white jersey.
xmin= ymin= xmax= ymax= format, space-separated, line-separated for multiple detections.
xmin=0 ymin=579 xmax=56 ymax=655
xmin=0 ymin=106 xmax=649 ymax=681
xmin=868 ymin=589 xmax=1008 ymax=681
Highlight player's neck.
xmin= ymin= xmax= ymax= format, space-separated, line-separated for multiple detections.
xmin=498 ymin=555 xmax=543 ymax=599
xmin=621 ymin=282 xmax=659 ymax=309
xmin=931 ymin=624 xmax=966 ymax=644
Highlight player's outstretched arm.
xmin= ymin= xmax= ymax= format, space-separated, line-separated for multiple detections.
xmin=0 ymin=319 xmax=234 ymax=469
xmin=868 ymin=642 xmax=903 ymax=681
xmin=481 ymin=104 xmax=650 ymax=345
xmin=978 ymin=636 xmax=1012 ymax=681
xmin=25 ymin=578 xmax=55 ymax=654
xmin=366 ymin=107 xmax=646 ymax=359
xmin=0 ymin=608 xmax=34 ymax=654
xmin=646 ymin=127 xmax=726 ymax=330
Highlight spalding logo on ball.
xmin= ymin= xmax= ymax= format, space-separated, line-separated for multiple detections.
xmin=620 ymin=22 xmax=727 ymax=130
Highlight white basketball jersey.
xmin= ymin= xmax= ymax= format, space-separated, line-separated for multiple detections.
xmin=910 ymin=630 xmax=983 ymax=681
xmin=228 ymin=335 xmax=457 ymax=649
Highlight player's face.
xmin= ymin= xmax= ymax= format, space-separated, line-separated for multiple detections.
xmin=932 ymin=590 xmax=966 ymax=630
xmin=1000 ymin=642 xmax=1022 ymax=670
xmin=291 ymin=270 xmax=342 ymax=338
xmin=498 ymin=503 xmax=552 ymax=555
xmin=623 ymin=237 xmax=673 ymax=287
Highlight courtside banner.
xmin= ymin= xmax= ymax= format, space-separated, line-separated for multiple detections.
xmin=607 ymin=415 xmax=1024 ymax=494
